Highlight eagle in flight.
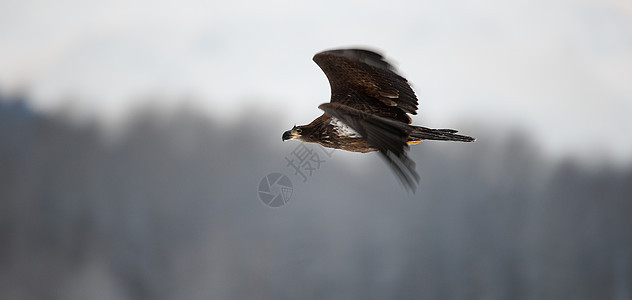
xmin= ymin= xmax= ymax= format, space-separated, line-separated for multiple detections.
xmin=282 ymin=48 xmax=474 ymax=191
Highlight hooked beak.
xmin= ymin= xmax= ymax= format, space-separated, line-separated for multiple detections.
xmin=282 ymin=130 xmax=292 ymax=141
xmin=282 ymin=130 xmax=298 ymax=141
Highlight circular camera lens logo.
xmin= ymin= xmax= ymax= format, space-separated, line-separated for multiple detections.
xmin=258 ymin=173 xmax=293 ymax=207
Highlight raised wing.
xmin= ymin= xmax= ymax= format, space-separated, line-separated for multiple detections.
xmin=313 ymin=49 xmax=419 ymax=124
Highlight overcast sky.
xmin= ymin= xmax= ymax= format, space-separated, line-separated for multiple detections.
xmin=1 ymin=0 xmax=631 ymax=164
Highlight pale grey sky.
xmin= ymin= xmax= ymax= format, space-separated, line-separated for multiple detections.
xmin=1 ymin=0 xmax=631 ymax=163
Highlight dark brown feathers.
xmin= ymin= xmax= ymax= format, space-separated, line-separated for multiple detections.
xmin=285 ymin=48 xmax=474 ymax=192
xmin=313 ymin=49 xmax=418 ymax=123
xmin=319 ymin=103 xmax=420 ymax=191
xmin=314 ymin=49 xmax=422 ymax=191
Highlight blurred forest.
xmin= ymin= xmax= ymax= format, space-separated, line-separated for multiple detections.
xmin=1 ymin=91 xmax=631 ymax=299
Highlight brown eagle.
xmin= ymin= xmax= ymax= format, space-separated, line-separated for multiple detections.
xmin=282 ymin=48 xmax=474 ymax=191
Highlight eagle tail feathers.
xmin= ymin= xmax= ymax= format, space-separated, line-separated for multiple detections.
xmin=410 ymin=127 xmax=475 ymax=142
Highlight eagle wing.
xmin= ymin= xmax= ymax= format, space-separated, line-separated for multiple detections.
xmin=313 ymin=49 xmax=422 ymax=191
xmin=314 ymin=49 xmax=419 ymax=191
xmin=312 ymin=49 xmax=419 ymax=123
xmin=319 ymin=103 xmax=420 ymax=191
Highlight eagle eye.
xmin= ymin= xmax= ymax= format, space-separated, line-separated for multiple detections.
xmin=296 ymin=128 xmax=302 ymax=134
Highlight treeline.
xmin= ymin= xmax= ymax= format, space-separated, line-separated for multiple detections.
xmin=0 ymin=94 xmax=630 ymax=299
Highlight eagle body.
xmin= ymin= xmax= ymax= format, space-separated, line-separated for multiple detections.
xmin=293 ymin=114 xmax=376 ymax=153
xmin=283 ymin=48 xmax=474 ymax=191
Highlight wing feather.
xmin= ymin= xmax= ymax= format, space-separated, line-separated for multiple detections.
xmin=319 ymin=102 xmax=420 ymax=191
xmin=313 ymin=49 xmax=419 ymax=123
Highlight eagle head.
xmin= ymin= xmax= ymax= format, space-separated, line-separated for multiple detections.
xmin=282 ymin=125 xmax=304 ymax=141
